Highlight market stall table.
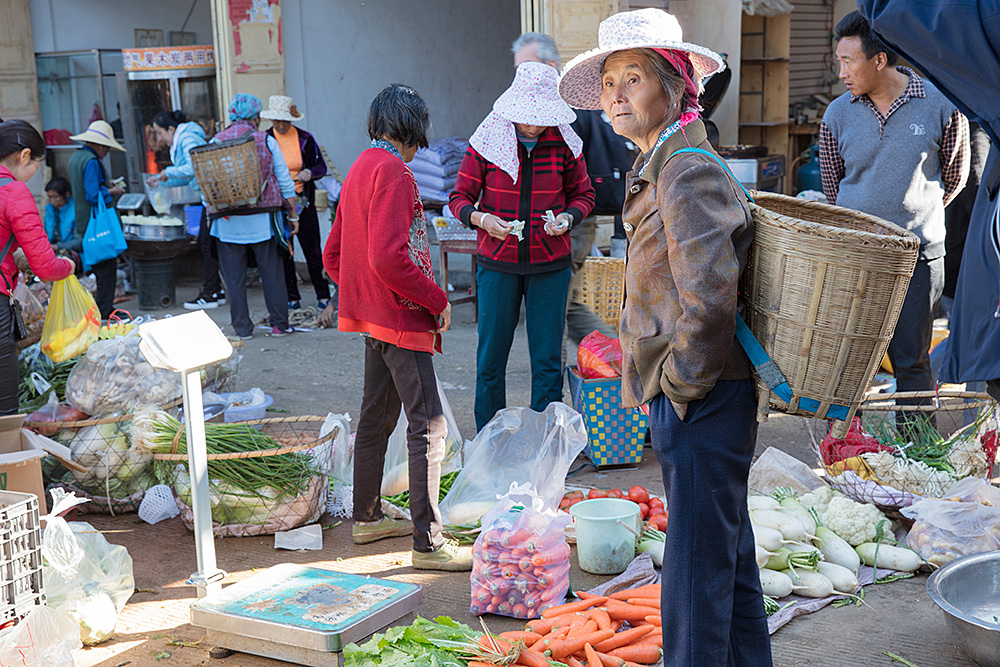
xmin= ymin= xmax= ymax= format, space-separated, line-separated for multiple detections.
xmin=438 ymin=238 xmax=478 ymax=321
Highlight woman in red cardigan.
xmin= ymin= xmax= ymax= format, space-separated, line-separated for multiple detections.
xmin=0 ymin=120 xmax=75 ymax=414
xmin=323 ymin=84 xmax=470 ymax=572
xmin=450 ymin=62 xmax=595 ymax=431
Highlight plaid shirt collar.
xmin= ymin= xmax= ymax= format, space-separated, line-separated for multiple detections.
xmin=850 ymin=66 xmax=924 ymax=117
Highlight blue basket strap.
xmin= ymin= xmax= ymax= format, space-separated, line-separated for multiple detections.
xmin=734 ymin=314 xmax=850 ymax=421
xmin=669 ymin=147 xmax=755 ymax=203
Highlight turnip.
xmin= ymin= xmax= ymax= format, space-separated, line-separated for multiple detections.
xmin=855 ymin=542 xmax=923 ymax=572
xmin=748 ymin=495 xmax=781 ymax=511
xmin=750 ymin=509 xmax=812 ymax=542
xmin=759 ymin=568 xmax=794 ymax=598
xmin=816 ymin=561 xmax=859 ymax=594
xmin=781 ymin=568 xmax=834 ymax=598
xmin=815 ymin=526 xmax=860 ymax=573
xmin=752 ymin=524 xmax=785 ymax=552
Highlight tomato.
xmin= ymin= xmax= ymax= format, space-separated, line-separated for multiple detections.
xmin=607 ymin=488 xmax=625 ymax=499
xmin=565 ymin=490 xmax=585 ymax=500
xmin=648 ymin=505 xmax=666 ymax=517
xmin=638 ymin=502 xmax=649 ymax=519
xmin=648 ymin=497 xmax=664 ymax=509
xmin=628 ymin=485 xmax=650 ymax=504
xmin=647 ymin=513 xmax=669 ymax=532
xmin=568 ymin=498 xmax=583 ymax=507
xmin=587 ymin=488 xmax=608 ymax=499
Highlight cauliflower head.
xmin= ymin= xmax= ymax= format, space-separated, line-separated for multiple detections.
xmin=798 ymin=485 xmax=840 ymax=516
xmin=821 ymin=496 xmax=886 ymax=546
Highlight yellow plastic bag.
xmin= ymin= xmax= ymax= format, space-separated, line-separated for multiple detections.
xmin=40 ymin=275 xmax=100 ymax=362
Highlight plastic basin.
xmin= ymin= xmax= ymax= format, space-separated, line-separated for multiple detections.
xmin=570 ymin=498 xmax=641 ymax=575
xmin=219 ymin=393 xmax=274 ymax=422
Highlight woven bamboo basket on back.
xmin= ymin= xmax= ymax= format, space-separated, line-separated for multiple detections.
xmin=579 ymin=257 xmax=625 ymax=332
xmin=742 ymin=192 xmax=920 ymax=431
xmin=191 ymin=132 xmax=262 ymax=214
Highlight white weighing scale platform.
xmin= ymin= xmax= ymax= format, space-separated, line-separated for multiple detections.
xmin=190 ymin=564 xmax=422 ymax=666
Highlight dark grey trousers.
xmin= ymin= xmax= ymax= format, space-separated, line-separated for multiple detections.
xmin=887 ymin=256 xmax=944 ymax=419
xmin=353 ymin=337 xmax=446 ymax=553
xmin=216 ymin=239 xmax=289 ymax=337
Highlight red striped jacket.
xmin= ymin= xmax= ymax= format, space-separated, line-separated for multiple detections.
xmin=449 ymin=127 xmax=595 ymax=274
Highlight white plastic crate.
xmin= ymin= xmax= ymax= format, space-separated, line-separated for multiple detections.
xmin=0 ymin=491 xmax=44 ymax=623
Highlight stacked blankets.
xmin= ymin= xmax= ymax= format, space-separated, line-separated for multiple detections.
xmin=411 ymin=137 xmax=468 ymax=203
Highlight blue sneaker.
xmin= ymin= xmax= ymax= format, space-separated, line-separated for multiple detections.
xmin=287 ymin=300 xmax=301 ymax=310
xmin=317 ymin=299 xmax=331 ymax=310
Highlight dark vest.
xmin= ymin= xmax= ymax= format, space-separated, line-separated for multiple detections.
xmin=67 ymin=147 xmax=100 ymax=234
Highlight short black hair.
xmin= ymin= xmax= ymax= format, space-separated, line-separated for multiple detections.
xmin=0 ymin=120 xmax=46 ymax=162
xmin=367 ymin=84 xmax=430 ymax=149
xmin=152 ymin=109 xmax=188 ymax=130
xmin=45 ymin=176 xmax=71 ymax=197
xmin=835 ymin=11 xmax=899 ymax=66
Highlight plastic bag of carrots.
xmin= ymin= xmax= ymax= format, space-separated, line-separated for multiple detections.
xmin=471 ymin=483 xmax=572 ymax=619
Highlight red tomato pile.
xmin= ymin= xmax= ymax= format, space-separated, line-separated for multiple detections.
xmin=560 ymin=485 xmax=669 ymax=532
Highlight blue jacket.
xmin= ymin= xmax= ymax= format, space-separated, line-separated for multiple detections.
xmin=163 ymin=122 xmax=207 ymax=193
xmin=857 ymin=0 xmax=1000 ymax=386
xmin=44 ymin=197 xmax=80 ymax=252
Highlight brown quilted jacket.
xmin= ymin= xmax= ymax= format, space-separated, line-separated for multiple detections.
xmin=619 ymin=120 xmax=754 ymax=409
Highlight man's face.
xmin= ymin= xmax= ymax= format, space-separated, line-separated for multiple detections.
xmin=514 ymin=42 xmax=558 ymax=70
xmin=835 ymin=35 xmax=882 ymax=97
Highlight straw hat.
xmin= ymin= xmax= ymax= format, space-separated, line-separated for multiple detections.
xmin=70 ymin=120 xmax=125 ymax=152
xmin=559 ymin=8 xmax=724 ymax=110
xmin=260 ymin=95 xmax=304 ymax=122
xmin=493 ymin=62 xmax=576 ymax=126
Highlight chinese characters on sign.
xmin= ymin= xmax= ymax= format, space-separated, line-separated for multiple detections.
xmin=123 ymin=46 xmax=217 ymax=71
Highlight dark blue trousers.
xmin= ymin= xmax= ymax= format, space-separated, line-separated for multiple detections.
xmin=475 ymin=265 xmax=570 ymax=431
xmin=649 ymin=379 xmax=772 ymax=667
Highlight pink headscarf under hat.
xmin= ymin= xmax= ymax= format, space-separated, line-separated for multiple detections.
xmin=652 ymin=48 xmax=701 ymax=126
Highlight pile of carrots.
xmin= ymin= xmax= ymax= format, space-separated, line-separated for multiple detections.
xmin=471 ymin=526 xmax=572 ymax=618
xmin=468 ymin=584 xmax=664 ymax=667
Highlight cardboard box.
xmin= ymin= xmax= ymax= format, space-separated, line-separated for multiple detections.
xmin=567 ymin=367 xmax=647 ymax=468
xmin=0 ymin=415 xmax=48 ymax=514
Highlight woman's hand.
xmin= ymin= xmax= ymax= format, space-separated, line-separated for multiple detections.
xmin=317 ymin=301 xmax=336 ymax=328
xmin=478 ymin=212 xmax=512 ymax=241
xmin=544 ymin=212 xmax=572 ymax=236
xmin=438 ymin=302 xmax=452 ymax=333
xmin=288 ymin=217 xmax=300 ymax=237
xmin=298 ymin=169 xmax=312 ymax=182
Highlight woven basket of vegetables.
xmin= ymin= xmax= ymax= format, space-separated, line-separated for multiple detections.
xmin=131 ymin=410 xmax=336 ymax=537
xmin=809 ymin=390 xmax=998 ymax=511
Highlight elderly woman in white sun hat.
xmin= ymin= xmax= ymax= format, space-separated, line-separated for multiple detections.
xmin=450 ymin=61 xmax=595 ymax=432
xmin=560 ymin=9 xmax=771 ymax=666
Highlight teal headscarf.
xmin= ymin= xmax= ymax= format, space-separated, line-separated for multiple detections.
xmin=228 ymin=94 xmax=263 ymax=122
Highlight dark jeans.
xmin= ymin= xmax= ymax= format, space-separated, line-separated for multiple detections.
xmin=887 ymin=256 xmax=944 ymax=422
xmin=567 ymin=216 xmax=616 ymax=346
xmin=475 ymin=265 xmax=571 ymax=432
xmin=0 ymin=294 xmax=17 ymax=416
xmin=198 ymin=212 xmax=222 ymax=296
xmin=353 ymin=337 xmax=446 ymax=553
xmin=283 ymin=203 xmax=330 ymax=302
xmin=216 ymin=238 xmax=288 ymax=337
xmin=649 ymin=380 xmax=772 ymax=667
xmin=92 ymin=257 xmax=117 ymax=321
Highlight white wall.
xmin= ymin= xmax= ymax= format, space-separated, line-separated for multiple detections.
xmin=30 ymin=0 xmax=214 ymax=52
xmin=281 ymin=0 xmax=521 ymax=176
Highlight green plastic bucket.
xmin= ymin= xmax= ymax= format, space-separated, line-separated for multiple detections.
xmin=570 ymin=498 xmax=641 ymax=575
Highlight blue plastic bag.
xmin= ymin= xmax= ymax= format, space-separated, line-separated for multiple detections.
xmin=82 ymin=197 xmax=127 ymax=268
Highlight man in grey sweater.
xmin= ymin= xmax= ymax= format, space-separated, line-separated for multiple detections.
xmin=819 ymin=11 xmax=969 ymax=423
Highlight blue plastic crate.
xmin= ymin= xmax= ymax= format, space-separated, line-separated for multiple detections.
xmin=567 ymin=367 xmax=646 ymax=467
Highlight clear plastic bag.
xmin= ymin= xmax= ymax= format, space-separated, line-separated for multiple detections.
xmin=40 ymin=275 xmax=100 ymax=362
xmin=902 ymin=494 xmax=1000 ymax=567
xmin=42 ymin=489 xmax=135 ymax=645
xmin=65 ymin=334 xmax=182 ymax=416
xmin=0 ymin=604 xmax=81 ymax=666
xmin=470 ymin=483 xmax=572 ymax=618
xmin=439 ymin=402 xmax=588 ymax=526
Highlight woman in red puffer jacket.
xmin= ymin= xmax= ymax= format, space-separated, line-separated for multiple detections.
xmin=0 ymin=120 xmax=75 ymax=414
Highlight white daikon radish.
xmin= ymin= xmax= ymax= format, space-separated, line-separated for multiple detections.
xmin=815 ymin=526 xmax=860 ymax=573
xmin=784 ymin=541 xmax=821 ymax=557
xmin=750 ymin=509 xmax=810 ymax=542
xmin=781 ymin=568 xmax=835 ymax=598
xmin=816 ymin=561 xmax=860 ymax=594
xmin=759 ymin=568 xmax=794 ymax=598
xmin=748 ymin=495 xmax=781 ymax=511
xmin=755 ymin=544 xmax=776 ymax=568
xmin=752 ymin=524 xmax=785 ymax=552
xmin=779 ymin=507 xmax=816 ymax=535
xmin=855 ymin=543 xmax=923 ymax=572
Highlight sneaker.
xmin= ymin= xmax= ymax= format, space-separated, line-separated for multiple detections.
xmin=184 ymin=293 xmax=220 ymax=310
xmin=288 ymin=300 xmax=302 ymax=310
xmin=269 ymin=326 xmax=294 ymax=337
xmin=411 ymin=540 xmax=473 ymax=571
xmin=213 ymin=290 xmax=226 ymax=305
xmin=317 ymin=299 xmax=330 ymax=310
xmin=352 ymin=517 xmax=413 ymax=545
xmin=227 ymin=333 xmax=253 ymax=342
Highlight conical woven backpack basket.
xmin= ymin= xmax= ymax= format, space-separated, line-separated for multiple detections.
xmin=740 ymin=192 xmax=920 ymax=433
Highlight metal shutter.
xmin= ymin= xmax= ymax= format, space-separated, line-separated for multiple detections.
xmin=790 ymin=0 xmax=834 ymax=103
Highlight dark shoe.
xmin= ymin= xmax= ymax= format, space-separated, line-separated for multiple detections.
xmin=317 ymin=299 xmax=331 ymax=310
xmin=352 ymin=517 xmax=413 ymax=545
xmin=184 ymin=293 xmax=220 ymax=310
xmin=213 ymin=290 xmax=226 ymax=305
xmin=269 ymin=326 xmax=293 ymax=337
xmin=288 ymin=300 xmax=302 ymax=310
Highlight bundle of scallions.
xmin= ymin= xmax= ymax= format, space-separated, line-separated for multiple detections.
xmin=131 ymin=408 xmax=317 ymax=499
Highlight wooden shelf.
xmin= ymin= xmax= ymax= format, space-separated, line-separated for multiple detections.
xmin=742 ymin=57 xmax=790 ymax=63
xmin=739 ymin=121 xmax=790 ymax=127
xmin=739 ymin=12 xmax=791 ymax=169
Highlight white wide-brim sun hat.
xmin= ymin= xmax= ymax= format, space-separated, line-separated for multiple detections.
xmin=260 ymin=95 xmax=304 ymax=122
xmin=70 ymin=120 xmax=126 ymax=152
xmin=494 ymin=61 xmax=577 ymax=126
xmin=559 ymin=8 xmax=725 ymax=110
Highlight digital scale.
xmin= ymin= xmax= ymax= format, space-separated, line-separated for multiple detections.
xmin=190 ymin=564 xmax=422 ymax=666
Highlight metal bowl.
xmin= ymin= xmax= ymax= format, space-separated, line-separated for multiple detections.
xmin=122 ymin=222 xmax=189 ymax=240
xmin=927 ymin=550 xmax=1000 ymax=666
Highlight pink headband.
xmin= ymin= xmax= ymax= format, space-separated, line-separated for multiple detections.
xmin=652 ymin=48 xmax=700 ymax=125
